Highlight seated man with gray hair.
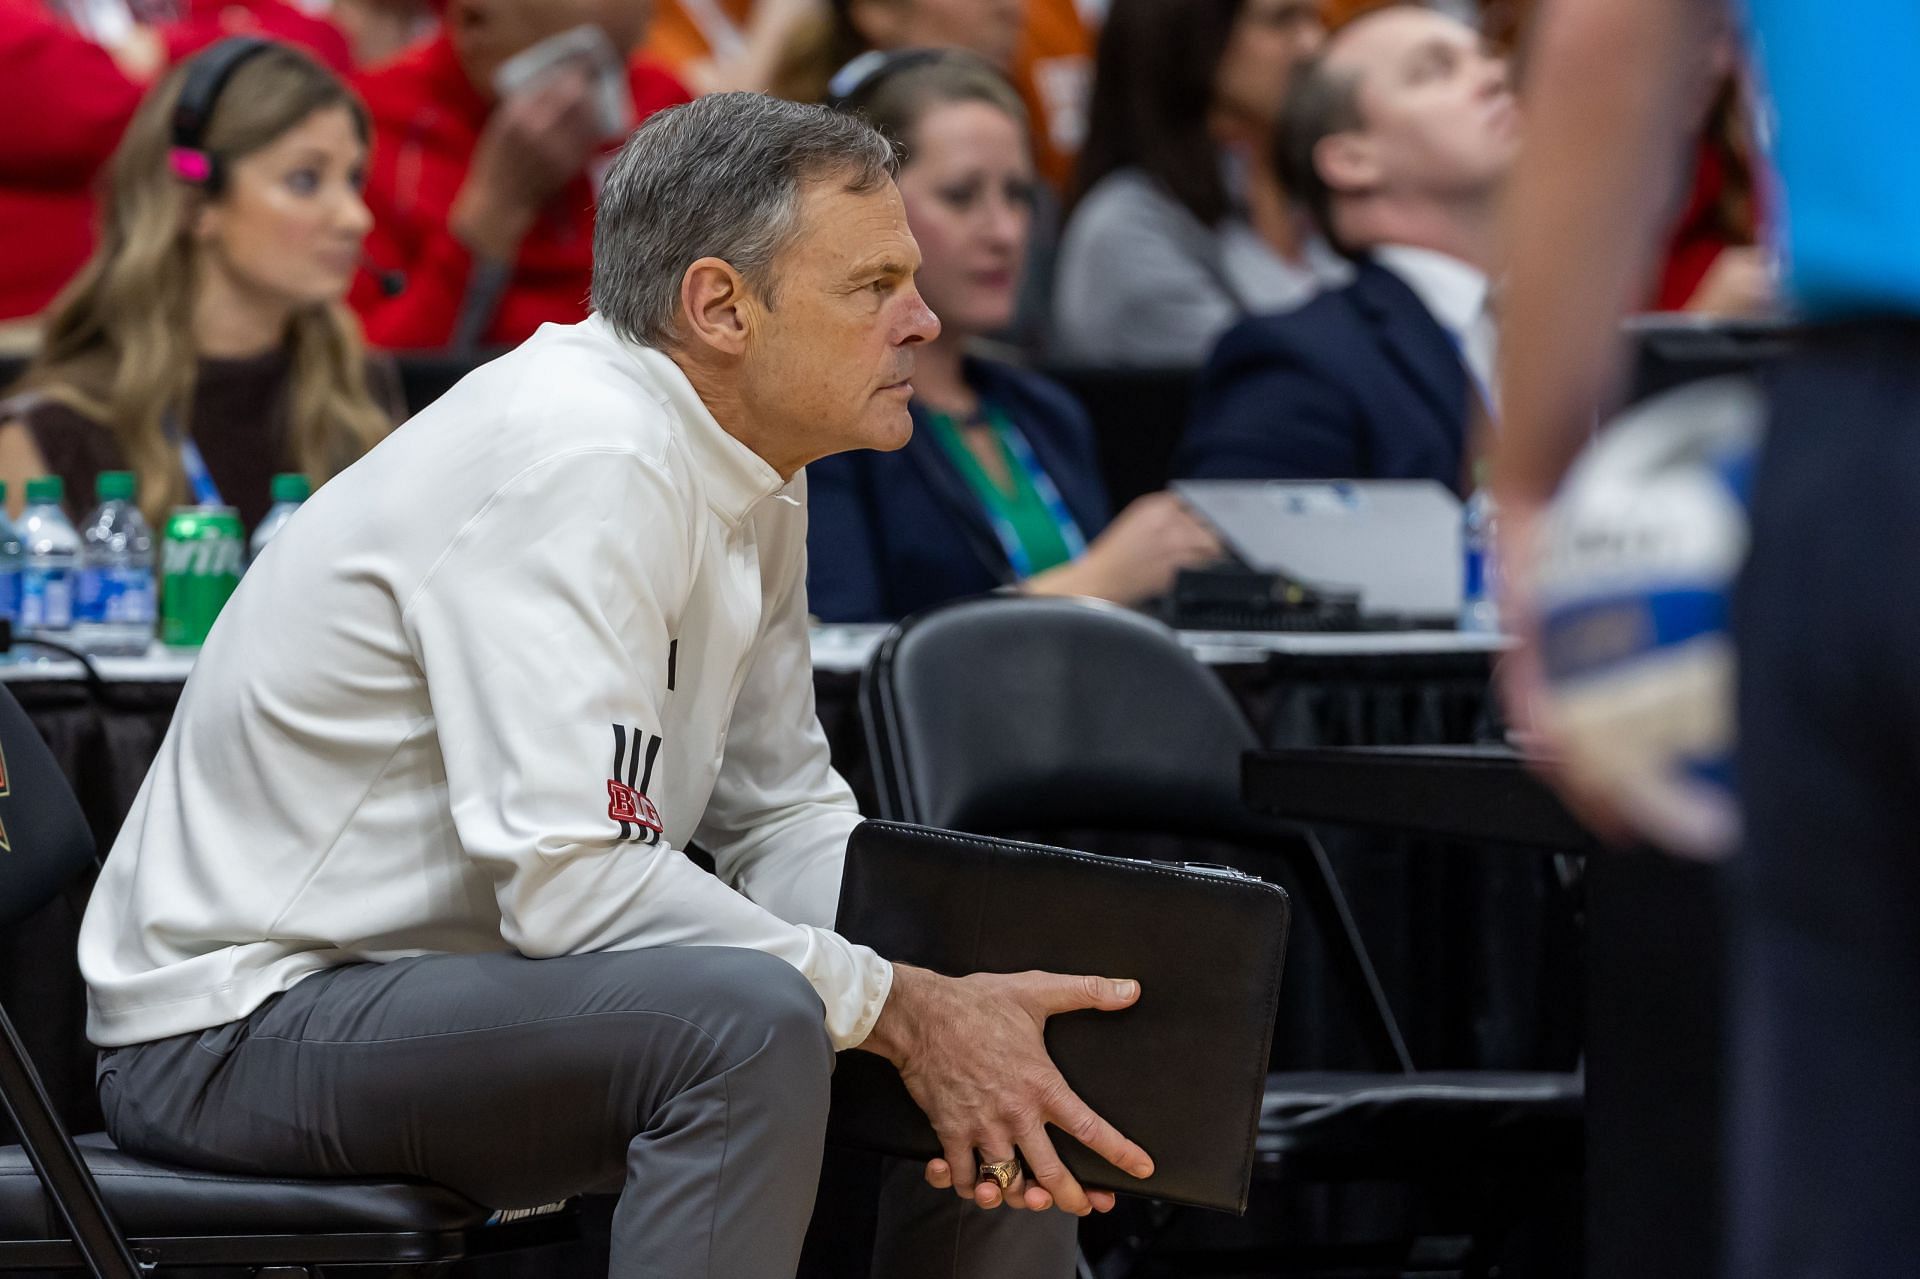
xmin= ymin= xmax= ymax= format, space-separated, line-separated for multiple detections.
xmin=76 ymin=93 xmax=1151 ymax=1278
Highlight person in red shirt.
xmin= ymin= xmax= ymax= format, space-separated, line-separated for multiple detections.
xmin=0 ymin=0 xmax=350 ymax=322
xmin=350 ymin=0 xmax=690 ymax=350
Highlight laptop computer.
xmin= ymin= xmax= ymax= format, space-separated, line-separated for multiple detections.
xmin=1171 ymin=479 xmax=1464 ymax=627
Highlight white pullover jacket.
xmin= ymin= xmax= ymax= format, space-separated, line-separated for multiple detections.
xmin=79 ymin=315 xmax=893 ymax=1051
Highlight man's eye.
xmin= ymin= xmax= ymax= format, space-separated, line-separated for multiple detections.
xmin=869 ymin=279 xmax=892 ymax=296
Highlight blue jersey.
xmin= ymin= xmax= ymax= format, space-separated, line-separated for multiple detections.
xmin=1743 ymin=1 xmax=1920 ymax=317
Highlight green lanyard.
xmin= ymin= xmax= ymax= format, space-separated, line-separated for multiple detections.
xmin=927 ymin=405 xmax=1085 ymax=579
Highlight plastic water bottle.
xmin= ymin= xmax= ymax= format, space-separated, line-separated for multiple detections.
xmin=249 ymin=472 xmax=311 ymax=564
xmin=73 ymin=470 xmax=157 ymax=657
xmin=1459 ymin=463 xmax=1500 ymax=633
xmin=18 ymin=476 xmax=80 ymax=647
xmin=0 ymin=484 xmax=23 ymax=649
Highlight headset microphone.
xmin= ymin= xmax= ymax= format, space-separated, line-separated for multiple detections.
xmin=364 ymin=258 xmax=406 ymax=298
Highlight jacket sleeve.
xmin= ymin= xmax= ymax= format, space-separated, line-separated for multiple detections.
xmin=698 ymin=473 xmax=867 ymax=927
xmin=0 ymin=1 xmax=143 ymax=184
xmin=402 ymin=448 xmax=892 ymax=1049
xmin=1176 ymin=319 xmax=1366 ymax=481
xmin=800 ymin=453 xmax=890 ymax=623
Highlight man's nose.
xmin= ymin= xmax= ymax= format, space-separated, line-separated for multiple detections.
xmin=900 ymin=289 xmax=941 ymax=346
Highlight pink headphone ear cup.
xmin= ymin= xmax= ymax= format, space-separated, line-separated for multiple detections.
xmin=169 ymin=147 xmax=213 ymax=183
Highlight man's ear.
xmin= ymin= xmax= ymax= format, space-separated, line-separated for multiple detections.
xmin=1314 ymin=131 xmax=1379 ymax=200
xmin=678 ymin=257 xmax=755 ymax=357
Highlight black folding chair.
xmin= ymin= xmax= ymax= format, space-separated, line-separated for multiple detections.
xmin=859 ymin=596 xmax=1582 ymax=1275
xmin=0 ymin=684 xmax=574 ymax=1276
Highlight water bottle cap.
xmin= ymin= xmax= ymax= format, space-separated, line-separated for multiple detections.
xmin=96 ymin=471 xmax=136 ymax=502
xmin=270 ymin=472 xmax=311 ymax=503
xmin=25 ymin=476 xmax=62 ymax=505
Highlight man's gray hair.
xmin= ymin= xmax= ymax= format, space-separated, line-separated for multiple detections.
xmin=592 ymin=93 xmax=898 ymax=347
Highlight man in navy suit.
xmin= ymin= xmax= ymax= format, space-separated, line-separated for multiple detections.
xmin=1176 ymin=5 xmax=1520 ymax=494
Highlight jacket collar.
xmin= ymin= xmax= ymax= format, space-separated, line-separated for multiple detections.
xmin=1369 ymin=245 xmax=1489 ymax=344
xmin=901 ymin=396 xmax=1015 ymax=584
xmin=1347 ymin=257 xmax=1469 ymax=437
xmin=590 ymin=315 xmax=790 ymax=527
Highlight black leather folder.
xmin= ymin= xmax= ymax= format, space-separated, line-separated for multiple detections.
xmin=828 ymin=821 xmax=1291 ymax=1214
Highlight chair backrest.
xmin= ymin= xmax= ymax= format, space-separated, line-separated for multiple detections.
xmin=859 ymin=594 xmax=1417 ymax=1073
xmin=862 ymin=596 xmax=1262 ymax=838
xmin=0 ymin=682 xmax=95 ymax=929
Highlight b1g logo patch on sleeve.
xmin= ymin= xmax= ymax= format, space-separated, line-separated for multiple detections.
xmin=609 ymin=724 xmax=664 ymax=845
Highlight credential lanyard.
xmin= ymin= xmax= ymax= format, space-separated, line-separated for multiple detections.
xmin=983 ymin=414 xmax=1088 ymax=581
xmin=165 ymin=413 xmax=225 ymax=507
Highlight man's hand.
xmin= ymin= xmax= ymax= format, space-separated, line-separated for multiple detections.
xmin=858 ymin=964 xmax=1155 ymax=1215
xmin=451 ymin=65 xmax=605 ymax=261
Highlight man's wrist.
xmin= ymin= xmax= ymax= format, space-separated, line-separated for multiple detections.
xmin=858 ymin=962 xmax=931 ymax=1064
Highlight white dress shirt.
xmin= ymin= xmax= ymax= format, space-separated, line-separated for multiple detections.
xmin=1371 ymin=244 xmax=1498 ymax=418
xmin=80 ymin=314 xmax=892 ymax=1052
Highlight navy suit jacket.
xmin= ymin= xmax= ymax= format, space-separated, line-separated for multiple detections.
xmin=1175 ymin=258 xmax=1472 ymax=495
xmin=806 ymin=358 xmax=1111 ymax=623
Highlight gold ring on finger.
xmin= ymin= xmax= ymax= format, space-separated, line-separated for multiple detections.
xmin=978 ymin=1158 xmax=1019 ymax=1190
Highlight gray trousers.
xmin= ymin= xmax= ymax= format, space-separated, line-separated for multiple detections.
xmin=96 ymin=947 xmax=1076 ymax=1279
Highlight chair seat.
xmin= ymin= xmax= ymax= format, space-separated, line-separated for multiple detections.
xmin=1259 ymin=1070 xmax=1583 ymax=1176
xmin=0 ymin=1133 xmax=497 ymax=1239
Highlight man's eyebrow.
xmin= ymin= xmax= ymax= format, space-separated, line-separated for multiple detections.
xmin=849 ymin=256 xmax=918 ymax=280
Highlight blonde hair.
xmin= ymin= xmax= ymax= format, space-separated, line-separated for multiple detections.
xmin=15 ymin=43 xmax=390 ymax=527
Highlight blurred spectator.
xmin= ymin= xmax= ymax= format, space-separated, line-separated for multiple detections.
xmin=1176 ymin=4 xmax=1517 ymax=493
xmin=1052 ymin=0 xmax=1343 ymax=368
xmin=807 ymin=52 xmax=1220 ymax=622
xmin=322 ymin=0 xmax=438 ymax=67
xmin=644 ymin=0 xmax=823 ymax=97
xmin=349 ymin=0 xmax=688 ymax=349
xmin=1483 ymin=0 xmax=1774 ymax=318
xmin=1658 ymin=67 xmax=1773 ymax=316
xmin=0 ymin=0 xmax=350 ymax=323
xmin=0 ymin=42 xmax=395 ymax=529
xmin=772 ymin=0 xmax=1091 ymax=191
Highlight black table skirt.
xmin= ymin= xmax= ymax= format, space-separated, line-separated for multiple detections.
xmin=0 ymin=650 xmax=1580 ymax=1272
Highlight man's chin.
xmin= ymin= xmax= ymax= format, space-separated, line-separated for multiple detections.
xmin=866 ymin=405 xmax=915 ymax=454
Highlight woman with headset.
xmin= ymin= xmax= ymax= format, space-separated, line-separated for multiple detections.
xmin=0 ymin=39 xmax=395 ymax=532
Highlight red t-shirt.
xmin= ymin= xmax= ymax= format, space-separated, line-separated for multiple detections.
xmin=0 ymin=0 xmax=349 ymax=322
xmin=350 ymin=34 xmax=691 ymax=350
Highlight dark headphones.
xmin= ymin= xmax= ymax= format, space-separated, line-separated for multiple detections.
xmin=168 ymin=36 xmax=276 ymax=193
xmin=825 ymin=47 xmax=967 ymax=115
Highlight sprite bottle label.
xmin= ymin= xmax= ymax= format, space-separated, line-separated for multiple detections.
xmin=161 ymin=505 xmax=244 ymax=649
